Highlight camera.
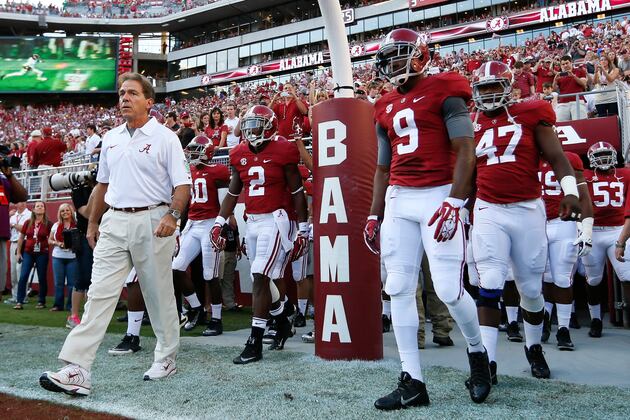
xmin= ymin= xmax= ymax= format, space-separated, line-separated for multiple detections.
xmin=559 ymin=71 xmax=568 ymax=76
xmin=63 ymin=228 xmax=83 ymax=254
xmin=280 ymin=91 xmax=290 ymax=97
xmin=49 ymin=169 xmax=96 ymax=191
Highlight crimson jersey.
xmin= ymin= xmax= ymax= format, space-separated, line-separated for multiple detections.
xmin=230 ymin=136 xmax=299 ymax=214
xmin=374 ymin=72 xmax=471 ymax=188
xmin=188 ymin=164 xmax=230 ymax=220
xmin=584 ymin=168 xmax=630 ymax=226
xmin=474 ymin=100 xmax=556 ymax=204
xmin=539 ymin=152 xmax=584 ymax=220
xmin=204 ymin=125 xmax=228 ymax=146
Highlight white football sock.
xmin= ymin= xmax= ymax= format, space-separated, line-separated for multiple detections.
xmin=523 ymin=320 xmax=542 ymax=349
xmin=556 ymin=303 xmax=572 ymax=329
xmin=297 ymin=299 xmax=308 ymax=315
xmin=127 ymin=311 xmax=144 ymax=337
xmin=544 ymin=301 xmax=553 ymax=317
xmin=391 ymin=293 xmax=423 ymax=381
xmin=185 ymin=293 xmax=201 ymax=309
xmin=506 ymin=306 xmax=519 ymax=324
xmin=382 ymin=299 xmax=391 ymax=317
xmin=211 ymin=304 xmax=222 ymax=320
xmin=479 ymin=326 xmax=498 ymax=362
xmin=445 ymin=292 xmax=484 ymax=352
xmin=588 ymin=304 xmax=601 ymax=320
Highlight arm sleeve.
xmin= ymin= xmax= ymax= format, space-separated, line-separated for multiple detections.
xmin=167 ymin=134 xmax=193 ymax=188
xmin=376 ymin=123 xmax=392 ymax=166
xmin=96 ymin=133 xmax=110 ymax=183
xmin=442 ymin=97 xmax=474 ymax=140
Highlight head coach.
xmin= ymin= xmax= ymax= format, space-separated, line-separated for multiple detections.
xmin=40 ymin=72 xmax=192 ymax=396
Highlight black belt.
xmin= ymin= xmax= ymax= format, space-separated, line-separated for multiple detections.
xmin=111 ymin=203 xmax=167 ymax=213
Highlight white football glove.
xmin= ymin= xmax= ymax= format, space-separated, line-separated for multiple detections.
xmin=573 ymin=217 xmax=593 ymax=257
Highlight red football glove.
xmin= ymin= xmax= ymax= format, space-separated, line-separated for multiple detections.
xmin=363 ymin=216 xmax=380 ymax=255
xmin=290 ymin=232 xmax=309 ymax=262
xmin=428 ymin=197 xmax=464 ymax=242
xmin=210 ymin=217 xmax=227 ymax=251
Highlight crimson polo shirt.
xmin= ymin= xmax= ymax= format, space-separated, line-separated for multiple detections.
xmin=272 ymin=99 xmax=308 ymax=139
xmin=556 ymin=67 xmax=587 ymax=103
xmin=513 ymin=71 xmax=535 ymax=98
xmin=32 ymin=137 xmax=67 ymax=167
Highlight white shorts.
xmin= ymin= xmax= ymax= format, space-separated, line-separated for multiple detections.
xmin=581 ymin=226 xmax=630 ymax=285
xmin=172 ymin=219 xmax=221 ymax=280
xmin=380 ymin=184 xmax=466 ymax=305
xmin=246 ymin=212 xmax=292 ymax=279
xmin=472 ymin=198 xmax=547 ymax=300
xmin=543 ymin=218 xmax=578 ymax=288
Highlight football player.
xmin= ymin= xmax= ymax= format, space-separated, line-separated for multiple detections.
xmin=172 ymin=135 xmax=230 ymax=335
xmin=470 ymin=61 xmax=581 ymax=380
xmin=1 ymin=53 xmax=47 ymax=81
xmin=212 ymin=105 xmax=308 ymax=364
xmin=365 ymin=28 xmax=492 ymax=409
xmin=582 ymin=142 xmax=630 ymax=337
xmin=539 ymin=151 xmax=593 ymax=350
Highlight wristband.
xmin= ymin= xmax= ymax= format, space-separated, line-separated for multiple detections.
xmin=581 ymin=217 xmax=593 ymax=237
xmin=444 ymin=197 xmax=465 ymax=208
xmin=215 ymin=216 xmax=227 ymax=226
xmin=615 ymin=241 xmax=625 ymax=249
xmin=298 ymin=222 xmax=309 ymax=233
xmin=560 ymin=175 xmax=579 ymax=198
xmin=367 ymin=215 xmax=379 ymax=221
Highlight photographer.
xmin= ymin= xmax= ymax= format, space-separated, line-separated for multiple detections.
xmin=552 ymin=55 xmax=588 ymax=121
xmin=0 ymin=157 xmax=28 ymax=302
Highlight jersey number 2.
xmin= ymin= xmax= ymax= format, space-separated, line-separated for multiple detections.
xmin=248 ymin=166 xmax=265 ymax=196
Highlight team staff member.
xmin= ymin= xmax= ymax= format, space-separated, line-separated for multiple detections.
xmin=40 ymin=72 xmax=192 ymax=396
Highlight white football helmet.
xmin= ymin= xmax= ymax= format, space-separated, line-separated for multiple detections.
xmin=587 ymin=141 xmax=617 ymax=171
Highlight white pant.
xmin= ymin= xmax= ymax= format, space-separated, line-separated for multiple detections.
xmin=10 ymin=241 xmax=21 ymax=300
xmin=582 ymin=226 xmax=630 ymax=285
xmin=59 ymin=207 xmax=179 ymax=370
xmin=543 ymin=218 xmax=578 ymax=288
xmin=172 ymin=219 xmax=221 ymax=280
xmin=246 ymin=213 xmax=291 ymax=279
xmin=381 ymin=184 xmax=466 ymax=305
xmin=556 ymin=101 xmax=587 ymax=122
xmin=472 ymin=198 xmax=547 ymax=300
xmin=292 ymin=251 xmax=308 ymax=282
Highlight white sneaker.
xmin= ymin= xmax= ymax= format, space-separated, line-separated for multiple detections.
xmin=143 ymin=357 xmax=177 ymax=381
xmin=39 ymin=364 xmax=91 ymax=396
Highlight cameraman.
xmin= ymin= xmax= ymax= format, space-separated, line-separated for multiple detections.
xmin=65 ymin=176 xmax=95 ymax=328
xmin=0 ymin=160 xmax=28 ymax=298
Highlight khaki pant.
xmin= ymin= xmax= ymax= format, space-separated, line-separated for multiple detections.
xmin=221 ymin=251 xmax=237 ymax=309
xmin=10 ymin=241 xmax=21 ymax=301
xmin=417 ymin=255 xmax=453 ymax=345
xmin=59 ymin=207 xmax=178 ymax=370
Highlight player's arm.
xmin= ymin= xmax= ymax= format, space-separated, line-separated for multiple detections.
xmin=428 ymin=97 xmax=475 ymax=242
xmin=615 ymin=187 xmax=630 ymax=261
xmin=285 ymin=163 xmax=308 ymax=223
xmin=535 ymin=124 xmax=581 ymax=220
xmin=295 ymin=138 xmax=313 ymax=172
xmin=364 ymin=123 xmax=390 ymax=254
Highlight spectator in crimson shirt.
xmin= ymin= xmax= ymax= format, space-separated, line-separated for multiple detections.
xmin=204 ymin=107 xmax=228 ymax=148
xmin=271 ymin=83 xmax=308 ymax=139
xmin=532 ymin=57 xmax=557 ymax=93
xmin=553 ymin=55 xmax=588 ymax=122
xmin=26 ymin=130 xmax=42 ymax=168
xmin=466 ymin=53 xmax=482 ymax=74
xmin=512 ymin=61 xmax=536 ymax=99
xmin=31 ymin=127 xmax=67 ymax=167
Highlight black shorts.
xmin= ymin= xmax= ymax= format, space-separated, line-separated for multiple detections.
xmin=74 ymin=236 xmax=93 ymax=292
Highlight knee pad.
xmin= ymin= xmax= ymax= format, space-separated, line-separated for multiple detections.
xmin=586 ymin=274 xmax=603 ymax=287
xmin=432 ymin=278 xmax=460 ymax=306
xmin=520 ymin=294 xmax=544 ymax=313
xmin=478 ymin=268 xmax=506 ymax=292
xmin=476 ymin=288 xmax=502 ymax=310
xmin=269 ymin=279 xmax=280 ymax=303
xmin=383 ymin=270 xmax=417 ymax=297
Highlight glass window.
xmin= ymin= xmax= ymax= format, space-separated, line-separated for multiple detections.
xmin=228 ymin=48 xmax=238 ymax=69
xmin=250 ymin=42 xmax=261 ymax=56
xmin=207 ymin=53 xmax=216 ymax=73
xmin=273 ymin=37 xmax=285 ymax=50
xmin=285 ymin=34 xmax=297 ymax=48
xmin=457 ymin=0 xmax=474 ymax=13
xmin=297 ymin=32 xmax=310 ymax=45
xmin=239 ymin=45 xmax=250 ymax=57
xmin=516 ymin=32 xmax=530 ymax=46
xmin=469 ymin=40 xmax=483 ymax=53
xmin=350 ymin=19 xmax=364 ymax=35
xmin=441 ymin=3 xmax=456 ymax=15
xmin=409 ymin=8 xmax=423 ymax=23
xmin=393 ymin=10 xmax=408 ymax=25
xmin=364 ymin=17 xmax=378 ymax=32
xmin=217 ymin=50 xmax=227 ymax=72
xmin=310 ymin=29 xmax=323 ymax=43
xmin=475 ymin=0 xmax=491 ymax=7
xmin=378 ymin=14 xmax=393 ymax=29
xmin=483 ymin=37 xmax=500 ymax=50
xmin=424 ymin=6 xmax=439 ymax=19
xmin=261 ymin=40 xmax=273 ymax=53
xmin=187 ymin=57 xmax=196 ymax=69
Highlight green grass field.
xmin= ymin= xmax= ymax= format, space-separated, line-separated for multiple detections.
xmin=0 ymin=58 xmax=116 ymax=92
xmin=0 ymin=301 xmax=253 ymax=337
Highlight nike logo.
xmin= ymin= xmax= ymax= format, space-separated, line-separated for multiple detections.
xmin=134 ymin=319 xmax=142 ymax=323
xmin=239 ymin=356 xmax=258 ymax=362
xmin=263 ymin=159 xmax=272 ymax=163
xmin=478 ymin=207 xmax=488 ymax=211
xmin=413 ymin=96 xmax=426 ymax=103
xmin=401 ymin=394 xmax=421 ymax=406
xmin=68 ymin=373 xmax=79 ymax=379
xmin=108 ymin=145 xmax=118 ymax=149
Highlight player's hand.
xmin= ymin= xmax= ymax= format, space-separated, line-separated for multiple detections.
xmin=558 ymin=195 xmax=581 ymax=221
xmin=240 ymin=238 xmax=247 ymax=258
xmin=154 ymin=214 xmax=177 ymax=237
xmin=210 ymin=223 xmax=226 ymax=251
xmin=573 ymin=226 xmax=592 ymax=257
xmin=429 ymin=197 xmax=464 ymax=242
xmin=290 ymin=231 xmax=309 ymax=262
xmin=615 ymin=241 xmax=626 ymax=262
xmin=363 ymin=216 xmax=380 ymax=255
xmin=86 ymin=221 xmax=100 ymax=249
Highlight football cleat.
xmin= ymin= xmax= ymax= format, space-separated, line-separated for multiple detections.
xmin=294 ymin=311 xmax=306 ymax=328
xmin=233 ymin=336 xmax=263 ymax=364
xmin=432 ymin=336 xmax=454 ymax=347
xmin=466 ymin=349 xmax=492 ymax=404
xmin=506 ymin=321 xmax=523 ymax=342
xmin=40 ymin=364 xmax=91 ymax=396
xmin=108 ymin=334 xmax=141 ymax=355
xmin=263 ymin=319 xmax=277 ymax=344
xmin=143 ymin=357 xmax=177 ymax=380
xmin=556 ymin=327 xmax=574 ymax=351
xmin=183 ymin=308 xmax=201 ymax=331
xmin=541 ymin=311 xmax=551 ymax=343
xmin=301 ymin=330 xmax=315 ymax=343
xmin=524 ymin=344 xmax=550 ymax=379
xmin=588 ymin=318 xmax=603 ymax=338
xmin=269 ymin=315 xmax=295 ymax=351
xmin=202 ymin=318 xmax=223 ymax=336
xmin=569 ymin=312 xmax=581 ymax=329
xmin=465 ymin=360 xmax=497 ymax=388
xmin=382 ymin=314 xmax=391 ymax=333
xmin=374 ymin=372 xmax=430 ymax=410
